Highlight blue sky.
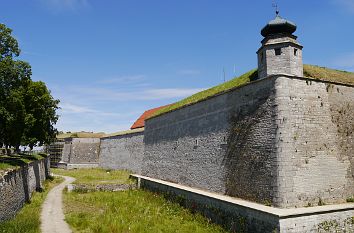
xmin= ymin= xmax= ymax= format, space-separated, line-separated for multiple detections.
xmin=2 ymin=0 xmax=354 ymax=133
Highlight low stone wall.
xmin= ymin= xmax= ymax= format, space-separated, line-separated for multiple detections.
xmin=0 ymin=156 xmax=51 ymax=222
xmin=99 ymin=129 xmax=144 ymax=173
xmin=132 ymin=174 xmax=354 ymax=233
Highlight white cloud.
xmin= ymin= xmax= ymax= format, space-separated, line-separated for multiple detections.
xmin=70 ymin=87 xmax=205 ymax=101
xmin=333 ymin=53 xmax=354 ymax=71
xmin=178 ymin=69 xmax=201 ymax=75
xmin=56 ymin=102 xmax=143 ymax=133
xmin=39 ymin=0 xmax=90 ymax=11
xmin=143 ymin=88 xmax=204 ymax=99
xmin=59 ymin=102 xmax=127 ymax=117
xmin=98 ymin=75 xmax=146 ymax=84
xmin=333 ymin=0 xmax=354 ymax=13
xmin=52 ymin=83 xmax=206 ymax=133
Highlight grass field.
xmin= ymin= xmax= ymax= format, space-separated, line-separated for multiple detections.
xmin=56 ymin=168 xmax=226 ymax=233
xmin=52 ymin=168 xmax=133 ymax=185
xmin=0 ymin=176 xmax=63 ymax=233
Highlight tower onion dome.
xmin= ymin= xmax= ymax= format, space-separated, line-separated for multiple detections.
xmin=261 ymin=15 xmax=297 ymax=37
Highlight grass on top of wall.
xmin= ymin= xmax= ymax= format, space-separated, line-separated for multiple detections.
xmin=52 ymin=168 xmax=133 ymax=185
xmin=0 ymin=153 xmax=47 ymax=173
xmin=303 ymin=64 xmax=354 ymax=85
xmin=0 ymin=176 xmax=63 ymax=233
xmin=149 ymin=69 xmax=258 ymax=119
xmin=64 ymin=189 xmax=226 ymax=233
xmin=149 ymin=65 xmax=354 ymax=119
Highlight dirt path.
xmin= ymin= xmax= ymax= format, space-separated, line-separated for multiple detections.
xmin=40 ymin=175 xmax=75 ymax=233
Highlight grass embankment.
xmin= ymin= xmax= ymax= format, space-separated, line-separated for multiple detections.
xmin=0 ymin=176 xmax=63 ymax=233
xmin=57 ymin=168 xmax=226 ymax=233
xmin=150 ymin=65 xmax=354 ymax=118
xmin=303 ymin=64 xmax=354 ymax=85
xmin=150 ymin=69 xmax=257 ymax=119
xmin=0 ymin=153 xmax=47 ymax=173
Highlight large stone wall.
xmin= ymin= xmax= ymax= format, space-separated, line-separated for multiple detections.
xmin=143 ymin=77 xmax=279 ymax=205
xmin=99 ymin=130 xmax=144 ymax=173
xmin=274 ymin=77 xmax=354 ymax=208
xmin=0 ymin=157 xmax=50 ymax=222
xmin=143 ymin=75 xmax=354 ymax=208
xmin=69 ymin=138 xmax=100 ymax=164
xmin=59 ymin=138 xmax=101 ymax=168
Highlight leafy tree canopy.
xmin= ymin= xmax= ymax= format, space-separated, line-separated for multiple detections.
xmin=0 ymin=23 xmax=59 ymax=152
xmin=0 ymin=24 xmax=20 ymax=60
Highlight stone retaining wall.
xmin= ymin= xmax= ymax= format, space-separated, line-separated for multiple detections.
xmin=99 ymin=130 xmax=144 ymax=173
xmin=0 ymin=157 xmax=51 ymax=222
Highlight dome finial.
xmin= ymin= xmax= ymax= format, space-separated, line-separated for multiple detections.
xmin=272 ymin=0 xmax=279 ymax=16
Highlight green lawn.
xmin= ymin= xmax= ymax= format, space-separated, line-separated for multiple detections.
xmin=52 ymin=168 xmax=133 ymax=185
xmin=56 ymin=168 xmax=226 ymax=233
xmin=0 ymin=176 xmax=63 ymax=233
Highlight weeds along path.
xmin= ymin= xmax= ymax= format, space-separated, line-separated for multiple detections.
xmin=40 ymin=175 xmax=75 ymax=233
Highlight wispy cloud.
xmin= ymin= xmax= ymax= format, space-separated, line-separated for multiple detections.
xmin=57 ymin=102 xmax=142 ymax=133
xmin=332 ymin=0 xmax=354 ymax=13
xmin=60 ymin=103 xmax=126 ymax=117
xmin=333 ymin=53 xmax=354 ymax=71
xmin=178 ymin=69 xmax=201 ymax=75
xmin=98 ymin=75 xmax=146 ymax=84
xmin=39 ymin=0 xmax=90 ymax=11
xmin=52 ymin=74 xmax=206 ymax=133
xmin=70 ymin=87 xmax=205 ymax=101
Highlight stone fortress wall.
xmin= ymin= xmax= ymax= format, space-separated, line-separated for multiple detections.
xmin=142 ymin=75 xmax=354 ymax=208
xmin=59 ymin=137 xmax=101 ymax=169
xmin=0 ymin=157 xmax=51 ymax=221
xmin=143 ymin=76 xmax=278 ymax=206
xmin=57 ymin=74 xmax=354 ymax=209
xmin=99 ymin=129 xmax=144 ymax=173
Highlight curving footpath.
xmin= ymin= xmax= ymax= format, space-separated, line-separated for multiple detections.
xmin=40 ymin=175 xmax=75 ymax=233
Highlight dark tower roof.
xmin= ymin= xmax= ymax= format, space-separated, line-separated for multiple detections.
xmin=261 ymin=15 xmax=297 ymax=37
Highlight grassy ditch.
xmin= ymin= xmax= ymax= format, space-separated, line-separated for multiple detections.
xmin=52 ymin=168 xmax=132 ymax=185
xmin=0 ymin=176 xmax=63 ymax=233
xmin=57 ymin=168 xmax=226 ymax=233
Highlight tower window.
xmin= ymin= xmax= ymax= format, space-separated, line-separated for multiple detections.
xmin=294 ymin=48 xmax=298 ymax=56
xmin=260 ymin=52 xmax=264 ymax=63
xmin=275 ymin=48 xmax=281 ymax=56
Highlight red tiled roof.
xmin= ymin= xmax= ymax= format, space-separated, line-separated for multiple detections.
xmin=130 ymin=105 xmax=171 ymax=129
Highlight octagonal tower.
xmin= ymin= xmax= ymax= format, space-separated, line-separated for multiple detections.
xmin=257 ymin=14 xmax=303 ymax=79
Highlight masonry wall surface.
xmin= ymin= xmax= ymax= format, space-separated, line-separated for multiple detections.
xmin=0 ymin=157 xmax=50 ymax=222
xmin=68 ymin=138 xmax=100 ymax=164
xmin=274 ymin=77 xmax=354 ymax=208
xmin=143 ymin=75 xmax=354 ymax=208
xmin=143 ymin=77 xmax=279 ymax=205
xmin=99 ymin=131 xmax=144 ymax=173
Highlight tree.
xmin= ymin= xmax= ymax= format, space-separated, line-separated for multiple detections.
xmin=0 ymin=23 xmax=59 ymax=152
xmin=22 ymin=81 xmax=59 ymax=149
